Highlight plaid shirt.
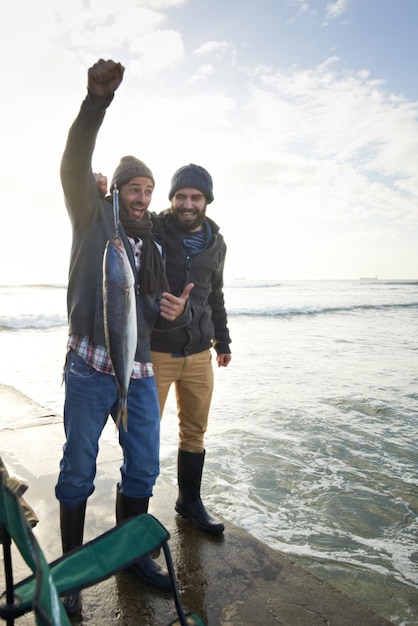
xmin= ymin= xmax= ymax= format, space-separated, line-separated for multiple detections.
xmin=67 ymin=237 xmax=154 ymax=379
xmin=67 ymin=335 xmax=153 ymax=379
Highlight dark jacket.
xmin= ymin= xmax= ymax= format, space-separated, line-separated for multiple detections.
xmin=150 ymin=210 xmax=231 ymax=356
xmin=61 ymin=92 xmax=190 ymax=364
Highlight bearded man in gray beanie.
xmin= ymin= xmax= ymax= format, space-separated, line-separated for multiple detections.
xmin=56 ymin=59 xmax=193 ymax=614
xmin=150 ymin=164 xmax=232 ymax=536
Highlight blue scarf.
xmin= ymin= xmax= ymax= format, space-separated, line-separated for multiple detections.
xmin=179 ymin=220 xmax=212 ymax=256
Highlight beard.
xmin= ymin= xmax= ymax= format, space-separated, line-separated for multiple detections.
xmin=173 ymin=208 xmax=206 ymax=232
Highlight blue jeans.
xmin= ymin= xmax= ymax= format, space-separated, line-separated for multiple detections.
xmin=55 ymin=350 xmax=160 ymax=507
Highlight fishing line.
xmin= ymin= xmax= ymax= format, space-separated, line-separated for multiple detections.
xmin=113 ymin=184 xmax=120 ymax=234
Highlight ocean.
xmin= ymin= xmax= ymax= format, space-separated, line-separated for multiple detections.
xmin=0 ymin=279 xmax=417 ymax=625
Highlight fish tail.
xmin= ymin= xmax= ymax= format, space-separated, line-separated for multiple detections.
xmin=122 ymin=404 xmax=128 ymax=432
xmin=115 ymin=396 xmax=128 ymax=432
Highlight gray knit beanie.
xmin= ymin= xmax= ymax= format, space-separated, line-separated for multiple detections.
xmin=168 ymin=163 xmax=214 ymax=204
xmin=110 ymin=155 xmax=155 ymax=190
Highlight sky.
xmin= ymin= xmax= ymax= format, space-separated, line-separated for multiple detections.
xmin=1 ymin=0 xmax=418 ymax=283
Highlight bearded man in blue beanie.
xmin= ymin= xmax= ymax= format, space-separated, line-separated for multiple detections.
xmin=150 ymin=164 xmax=232 ymax=535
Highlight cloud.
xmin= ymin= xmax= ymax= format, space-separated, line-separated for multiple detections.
xmin=53 ymin=2 xmax=168 ymax=53
xmin=188 ymin=64 xmax=214 ymax=82
xmin=286 ymin=0 xmax=316 ymax=18
xmin=140 ymin=0 xmax=186 ymax=7
xmin=0 ymin=0 xmax=417 ymax=282
xmin=199 ymin=54 xmax=418 ymax=279
xmin=194 ymin=40 xmax=235 ymax=60
xmin=325 ymin=0 xmax=352 ymax=20
xmin=286 ymin=0 xmax=352 ymax=24
xmin=241 ymin=58 xmax=418 ymax=186
xmin=130 ymin=30 xmax=185 ymax=74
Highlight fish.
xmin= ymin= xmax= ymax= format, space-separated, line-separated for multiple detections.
xmin=102 ymin=186 xmax=137 ymax=431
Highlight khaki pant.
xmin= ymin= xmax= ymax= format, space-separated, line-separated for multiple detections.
xmin=151 ymin=350 xmax=214 ymax=453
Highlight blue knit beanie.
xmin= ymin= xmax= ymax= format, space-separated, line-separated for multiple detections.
xmin=168 ymin=164 xmax=214 ymax=204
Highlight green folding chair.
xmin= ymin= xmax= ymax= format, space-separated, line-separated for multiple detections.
xmin=0 ymin=474 xmax=205 ymax=626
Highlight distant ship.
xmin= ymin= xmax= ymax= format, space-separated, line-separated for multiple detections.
xmin=359 ymin=276 xmax=378 ymax=282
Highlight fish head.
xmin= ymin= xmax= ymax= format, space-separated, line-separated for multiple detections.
xmin=103 ymin=236 xmax=135 ymax=288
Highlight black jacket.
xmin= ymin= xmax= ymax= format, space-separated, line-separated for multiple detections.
xmin=150 ymin=210 xmax=231 ymax=356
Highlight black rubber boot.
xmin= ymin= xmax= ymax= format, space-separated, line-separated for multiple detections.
xmin=60 ymin=501 xmax=87 ymax=615
xmin=115 ymin=486 xmax=171 ymax=591
xmin=175 ymin=449 xmax=225 ymax=535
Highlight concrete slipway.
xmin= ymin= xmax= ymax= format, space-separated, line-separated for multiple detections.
xmin=0 ymin=383 xmax=396 ymax=626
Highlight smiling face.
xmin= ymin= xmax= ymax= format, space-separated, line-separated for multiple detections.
xmin=119 ymin=176 xmax=154 ymax=221
xmin=170 ymin=187 xmax=207 ymax=232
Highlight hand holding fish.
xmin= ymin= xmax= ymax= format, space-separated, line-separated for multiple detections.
xmin=159 ymin=283 xmax=194 ymax=321
xmin=88 ymin=59 xmax=125 ymax=97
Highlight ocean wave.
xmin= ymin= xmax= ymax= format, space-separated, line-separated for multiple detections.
xmin=2 ymin=301 xmax=417 ymax=327
xmin=226 ymin=281 xmax=283 ymax=289
xmin=0 ymin=283 xmax=67 ymax=290
xmin=0 ymin=313 xmax=67 ymax=331
xmin=379 ymin=280 xmax=418 ymax=286
xmin=228 ymin=301 xmax=418 ymax=318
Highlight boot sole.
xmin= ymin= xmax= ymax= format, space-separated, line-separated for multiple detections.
xmin=175 ymin=504 xmax=225 ymax=535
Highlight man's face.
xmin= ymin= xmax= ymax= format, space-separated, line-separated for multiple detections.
xmin=171 ymin=188 xmax=207 ymax=232
xmin=119 ymin=177 xmax=154 ymax=221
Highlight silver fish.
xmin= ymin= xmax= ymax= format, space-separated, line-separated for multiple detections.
xmin=103 ymin=188 xmax=137 ymax=431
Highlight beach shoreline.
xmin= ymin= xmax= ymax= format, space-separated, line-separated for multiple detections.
xmin=0 ymin=382 xmax=396 ymax=626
